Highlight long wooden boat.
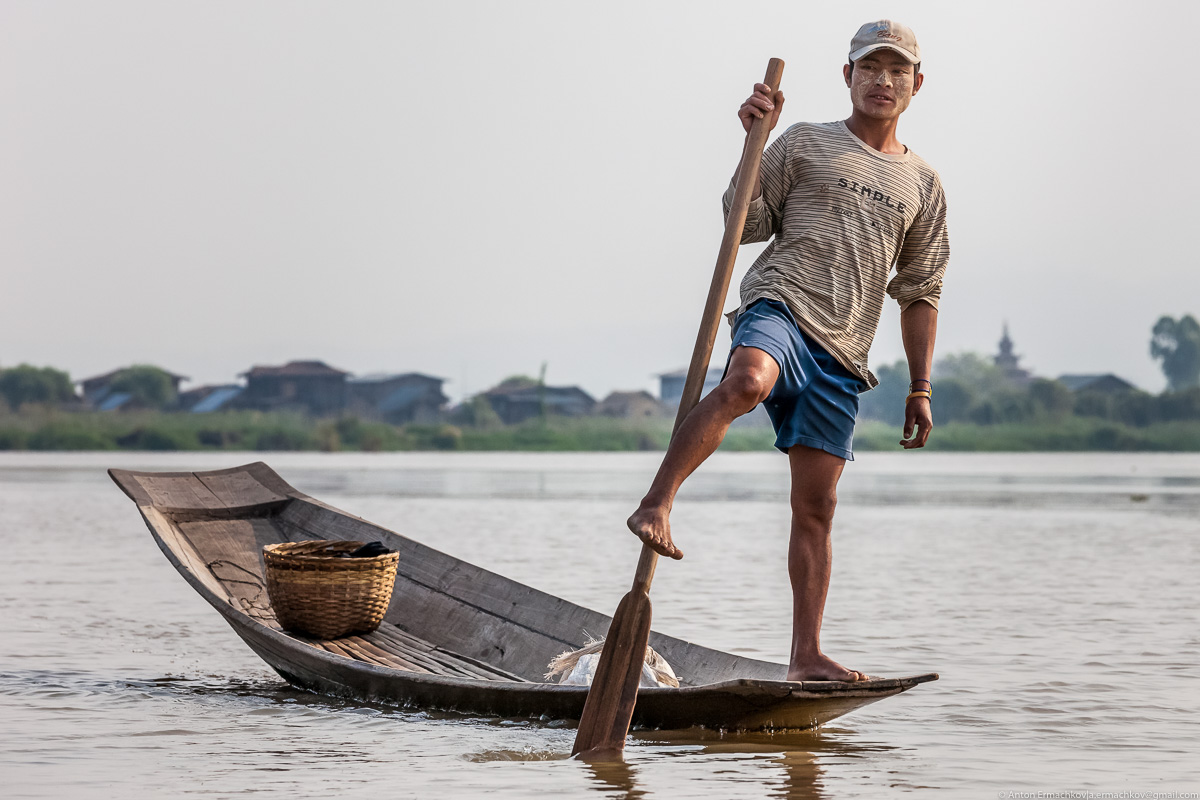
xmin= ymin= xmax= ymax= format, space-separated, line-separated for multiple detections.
xmin=109 ymin=462 xmax=937 ymax=731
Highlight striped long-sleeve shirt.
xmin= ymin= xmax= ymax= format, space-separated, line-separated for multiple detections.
xmin=723 ymin=120 xmax=949 ymax=389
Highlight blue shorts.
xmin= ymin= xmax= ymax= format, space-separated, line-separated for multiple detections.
xmin=726 ymin=299 xmax=867 ymax=460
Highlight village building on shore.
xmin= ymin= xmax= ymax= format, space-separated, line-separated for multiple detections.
xmin=73 ymin=333 xmax=1143 ymax=427
xmin=348 ymin=373 xmax=449 ymax=425
xmin=79 ymin=367 xmax=189 ymax=411
xmin=482 ymin=381 xmax=596 ymax=425
xmin=596 ymin=390 xmax=662 ymax=419
xmin=238 ymin=361 xmax=350 ymax=415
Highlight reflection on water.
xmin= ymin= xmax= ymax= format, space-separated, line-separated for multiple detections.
xmin=772 ymin=750 xmax=823 ymax=800
xmin=629 ymin=727 xmax=905 ymax=800
xmin=577 ymin=755 xmax=647 ymax=800
xmin=2 ymin=452 xmax=1199 ymax=798
xmin=576 ymin=745 xmax=835 ymax=800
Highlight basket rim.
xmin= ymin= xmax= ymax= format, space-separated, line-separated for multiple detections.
xmin=263 ymin=540 xmax=398 ymax=564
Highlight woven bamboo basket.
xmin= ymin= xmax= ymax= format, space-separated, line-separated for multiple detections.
xmin=263 ymin=540 xmax=399 ymax=639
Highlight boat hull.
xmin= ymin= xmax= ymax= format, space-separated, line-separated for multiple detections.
xmin=110 ymin=462 xmax=937 ymax=732
xmin=222 ymin=607 xmax=917 ymax=729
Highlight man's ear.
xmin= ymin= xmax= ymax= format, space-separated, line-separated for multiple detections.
xmin=843 ymin=63 xmax=852 ymax=88
xmin=912 ymin=71 xmax=925 ymax=95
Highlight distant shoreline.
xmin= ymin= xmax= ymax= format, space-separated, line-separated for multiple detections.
xmin=4 ymin=410 xmax=1200 ymax=453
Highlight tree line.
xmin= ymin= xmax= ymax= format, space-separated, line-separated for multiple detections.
xmin=0 ymin=364 xmax=177 ymax=412
xmin=860 ymin=314 xmax=1200 ymax=428
xmin=4 ymin=314 xmax=1200 ymax=422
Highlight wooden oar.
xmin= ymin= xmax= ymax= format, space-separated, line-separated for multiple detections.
xmin=571 ymin=56 xmax=785 ymax=759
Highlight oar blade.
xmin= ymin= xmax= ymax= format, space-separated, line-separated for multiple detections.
xmin=571 ymin=589 xmax=653 ymax=757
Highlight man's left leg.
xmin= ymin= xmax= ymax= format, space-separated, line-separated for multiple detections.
xmin=785 ymin=443 xmax=865 ymax=682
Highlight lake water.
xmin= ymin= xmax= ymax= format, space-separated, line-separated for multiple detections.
xmin=2 ymin=451 xmax=1198 ymax=798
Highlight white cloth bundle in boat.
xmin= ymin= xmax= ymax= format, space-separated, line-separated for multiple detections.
xmin=544 ymin=638 xmax=680 ymax=689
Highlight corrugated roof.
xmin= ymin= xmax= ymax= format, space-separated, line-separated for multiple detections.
xmin=97 ymin=391 xmax=133 ymax=411
xmin=485 ymin=379 xmax=541 ymax=396
xmin=191 ymin=386 xmax=244 ymax=413
xmin=1057 ymin=374 xmax=1136 ymax=392
xmin=378 ymin=384 xmax=432 ymax=413
xmin=80 ymin=367 xmax=189 ymax=386
xmin=350 ymin=372 xmax=445 ymax=385
xmin=487 ymin=385 xmax=595 ymax=403
xmin=657 ymin=367 xmax=725 ymax=380
xmin=242 ymin=361 xmax=349 ymax=379
xmin=601 ymin=390 xmax=657 ymax=403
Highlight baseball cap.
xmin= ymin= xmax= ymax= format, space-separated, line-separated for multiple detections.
xmin=849 ymin=20 xmax=921 ymax=64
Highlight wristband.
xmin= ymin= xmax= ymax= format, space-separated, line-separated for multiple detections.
xmin=906 ymin=390 xmax=932 ymax=402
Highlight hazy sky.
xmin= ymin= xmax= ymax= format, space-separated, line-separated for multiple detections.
xmin=2 ymin=0 xmax=1197 ymax=401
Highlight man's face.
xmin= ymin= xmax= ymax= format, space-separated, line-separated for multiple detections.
xmin=844 ymin=50 xmax=923 ymax=120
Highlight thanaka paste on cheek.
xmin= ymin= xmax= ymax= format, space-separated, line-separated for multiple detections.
xmin=849 ymin=66 xmax=913 ymax=119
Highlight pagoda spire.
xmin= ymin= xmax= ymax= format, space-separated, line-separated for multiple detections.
xmin=994 ymin=322 xmax=1031 ymax=383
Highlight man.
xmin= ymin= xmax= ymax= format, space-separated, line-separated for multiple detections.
xmin=627 ymin=20 xmax=949 ymax=682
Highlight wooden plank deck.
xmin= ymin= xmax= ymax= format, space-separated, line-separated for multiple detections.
xmin=301 ymin=622 xmax=531 ymax=683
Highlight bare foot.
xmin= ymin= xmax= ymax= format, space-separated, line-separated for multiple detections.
xmin=626 ymin=502 xmax=684 ymax=560
xmin=786 ymin=654 xmax=868 ymax=682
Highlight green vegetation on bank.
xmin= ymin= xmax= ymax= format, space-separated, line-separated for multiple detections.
xmin=853 ymin=419 xmax=1200 ymax=452
xmin=0 ymin=365 xmax=75 ymax=409
xmin=5 ymin=313 xmax=1200 ymax=452
xmin=4 ymin=408 xmax=1200 ymax=452
xmin=0 ymin=408 xmax=767 ymax=453
xmin=861 ymin=352 xmax=1200 ymax=430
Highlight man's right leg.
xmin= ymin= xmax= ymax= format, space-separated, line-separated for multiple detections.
xmin=627 ymin=345 xmax=780 ymax=559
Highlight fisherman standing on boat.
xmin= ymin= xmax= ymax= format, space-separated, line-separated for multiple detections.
xmin=628 ymin=20 xmax=949 ymax=682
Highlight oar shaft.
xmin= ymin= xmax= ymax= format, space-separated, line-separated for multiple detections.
xmin=573 ymin=58 xmax=784 ymax=758
xmin=642 ymin=58 xmax=786 ymax=598
xmin=631 ymin=544 xmax=657 ymax=595
xmin=673 ymin=57 xmax=786 ymax=436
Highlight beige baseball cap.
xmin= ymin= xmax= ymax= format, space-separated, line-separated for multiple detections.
xmin=849 ymin=20 xmax=921 ymax=64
